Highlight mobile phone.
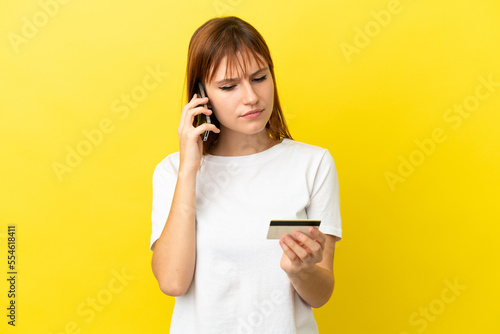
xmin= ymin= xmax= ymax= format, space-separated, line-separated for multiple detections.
xmin=266 ymin=220 xmax=321 ymax=239
xmin=195 ymin=82 xmax=211 ymax=141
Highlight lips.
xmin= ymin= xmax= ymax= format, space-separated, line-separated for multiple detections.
xmin=241 ymin=109 xmax=263 ymax=118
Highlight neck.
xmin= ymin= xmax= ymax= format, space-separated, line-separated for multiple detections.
xmin=209 ymin=127 xmax=281 ymax=156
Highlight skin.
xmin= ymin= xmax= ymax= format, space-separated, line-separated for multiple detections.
xmin=152 ymin=51 xmax=337 ymax=308
xmin=204 ymin=53 xmax=277 ymax=156
xmin=280 ymin=228 xmax=338 ymax=308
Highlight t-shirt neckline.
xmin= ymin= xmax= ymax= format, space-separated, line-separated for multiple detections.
xmin=203 ymin=138 xmax=291 ymax=164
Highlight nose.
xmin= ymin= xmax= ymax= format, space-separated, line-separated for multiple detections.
xmin=241 ymin=80 xmax=259 ymax=106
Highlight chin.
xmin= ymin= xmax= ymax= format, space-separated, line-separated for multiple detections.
xmin=243 ymin=122 xmax=270 ymax=135
xmin=220 ymin=115 xmax=272 ymax=135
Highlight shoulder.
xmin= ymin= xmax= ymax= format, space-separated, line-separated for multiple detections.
xmin=280 ymin=138 xmax=332 ymax=160
xmin=152 ymin=152 xmax=180 ymax=179
xmin=283 ymin=138 xmax=328 ymax=152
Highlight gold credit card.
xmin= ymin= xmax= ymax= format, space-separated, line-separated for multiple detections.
xmin=266 ymin=220 xmax=321 ymax=239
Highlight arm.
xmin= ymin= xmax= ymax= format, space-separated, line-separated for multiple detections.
xmin=151 ymin=170 xmax=197 ymax=296
xmin=151 ymin=94 xmax=219 ymax=296
xmin=279 ymin=228 xmax=338 ymax=308
xmin=279 ymin=148 xmax=342 ymax=307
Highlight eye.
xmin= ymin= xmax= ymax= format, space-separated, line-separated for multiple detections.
xmin=253 ymin=75 xmax=267 ymax=82
xmin=219 ymin=85 xmax=235 ymax=91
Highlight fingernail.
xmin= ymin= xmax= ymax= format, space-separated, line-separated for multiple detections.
xmin=284 ymin=235 xmax=291 ymax=242
xmin=293 ymin=231 xmax=301 ymax=238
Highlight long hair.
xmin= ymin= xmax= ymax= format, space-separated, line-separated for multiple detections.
xmin=186 ymin=16 xmax=292 ymax=154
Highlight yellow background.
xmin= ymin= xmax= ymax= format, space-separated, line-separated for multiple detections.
xmin=1 ymin=0 xmax=499 ymax=333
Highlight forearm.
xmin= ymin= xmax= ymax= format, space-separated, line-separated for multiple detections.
xmin=151 ymin=170 xmax=197 ymax=296
xmin=287 ymin=265 xmax=334 ymax=308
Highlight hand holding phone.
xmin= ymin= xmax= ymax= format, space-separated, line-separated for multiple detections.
xmin=195 ymin=82 xmax=212 ymax=141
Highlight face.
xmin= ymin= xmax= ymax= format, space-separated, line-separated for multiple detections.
xmin=205 ymin=53 xmax=274 ymax=137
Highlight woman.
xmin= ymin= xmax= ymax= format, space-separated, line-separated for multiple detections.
xmin=150 ymin=16 xmax=342 ymax=333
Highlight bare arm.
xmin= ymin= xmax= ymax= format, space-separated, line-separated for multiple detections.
xmin=151 ymin=94 xmax=219 ymax=296
xmin=279 ymin=229 xmax=338 ymax=308
xmin=151 ymin=170 xmax=197 ymax=296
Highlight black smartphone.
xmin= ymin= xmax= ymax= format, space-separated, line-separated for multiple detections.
xmin=195 ymin=82 xmax=211 ymax=141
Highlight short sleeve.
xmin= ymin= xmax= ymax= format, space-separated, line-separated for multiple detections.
xmin=306 ymin=150 xmax=342 ymax=240
xmin=150 ymin=154 xmax=179 ymax=250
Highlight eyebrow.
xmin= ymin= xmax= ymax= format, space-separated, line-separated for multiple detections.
xmin=214 ymin=67 xmax=268 ymax=85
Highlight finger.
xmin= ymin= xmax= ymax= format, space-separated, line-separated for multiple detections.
xmin=282 ymin=233 xmax=310 ymax=260
xmin=183 ymin=103 xmax=211 ymax=128
xmin=179 ymin=106 xmax=211 ymax=135
xmin=310 ymin=227 xmax=326 ymax=251
xmin=180 ymin=96 xmax=209 ymax=127
xmin=195 ymin=123 xmax=220 ymax=136
xmin=279 ymin=237 xmax=299 ymax=262
xmin=187 ymin=96 xmax=209 ymax=111
xmin=179 ymin=94 xmax=198 ymax=126
xmin=292 ymin=231 xmax=323 ymax=258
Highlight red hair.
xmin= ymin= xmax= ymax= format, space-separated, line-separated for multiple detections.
xmin=186 ymin=16 xmax=292 ymax=154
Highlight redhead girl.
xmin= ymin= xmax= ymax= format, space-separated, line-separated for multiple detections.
xmin=150 ymin=16 xmax=342 ymax=333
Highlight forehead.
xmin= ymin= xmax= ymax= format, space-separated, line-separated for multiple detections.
xmin=207 ymin=51 xmax=267 ymax=82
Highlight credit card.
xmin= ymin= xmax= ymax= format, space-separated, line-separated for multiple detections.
xmin=266 ymin=220 xmax=321 ymax=239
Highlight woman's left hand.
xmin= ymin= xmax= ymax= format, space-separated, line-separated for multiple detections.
xmin=279 ymin=227 xmax=326 ymax=277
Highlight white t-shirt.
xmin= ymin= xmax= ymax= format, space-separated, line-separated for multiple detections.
xmin=150 ymin=138 xmax=342 ymax=334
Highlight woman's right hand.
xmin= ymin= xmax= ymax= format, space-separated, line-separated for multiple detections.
xmin=178 ymin=94 xmax=220 ymax=173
